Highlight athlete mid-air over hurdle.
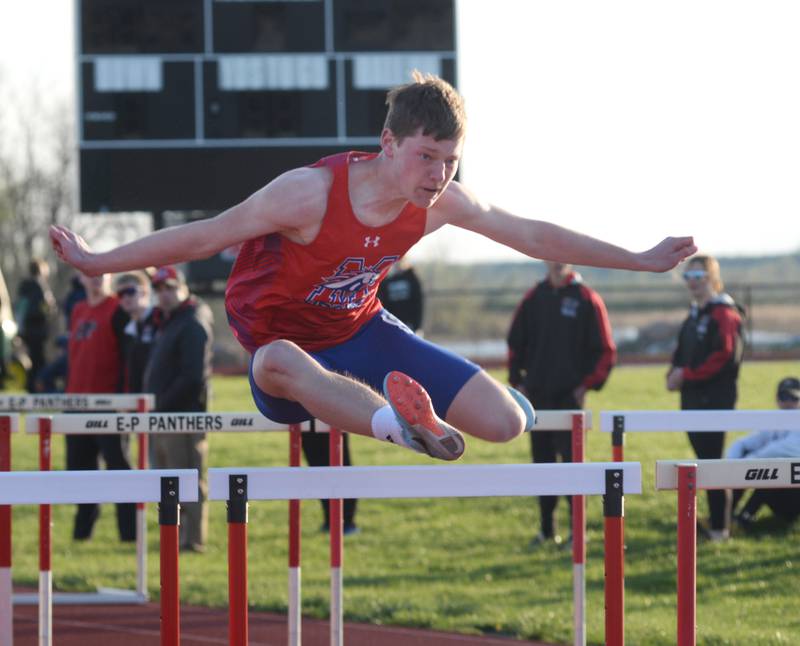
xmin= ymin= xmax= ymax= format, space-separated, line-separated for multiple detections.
xmin=51 ymin=72 xmax=695 ymax=461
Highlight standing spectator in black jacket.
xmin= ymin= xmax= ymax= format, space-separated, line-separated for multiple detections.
xmin=114 ymin=272 xmax=157 ymax=394
xmin=15 ymin=259 xmax=54 ymax=392
xmin=667 ymin=254 xmax=744 ymax=542
xmin=145 ymin=266 xmax=214 ymax=553
xmin=508 ymin=262 xmax=616 ymax=545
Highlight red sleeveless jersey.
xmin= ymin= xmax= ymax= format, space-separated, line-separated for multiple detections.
xmin=225 ymin=152 xmax=427 ymax=353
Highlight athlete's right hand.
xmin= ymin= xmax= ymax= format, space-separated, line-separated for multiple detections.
xmin=49 ymin=225 xmax=96 ymax=275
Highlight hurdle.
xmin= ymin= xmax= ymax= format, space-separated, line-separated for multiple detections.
xmin=0 ymin=468 xmax=197 ymax=646
xmin=0 ymin=414 xmax=19 ymax=646
xmin=28 ymin=411 xmax=334 ymax=645
xmin=600 ymin=409 xmax=800 ymax=461
xmin=211 ymin=459 xmax=639 ymax=646
xmin=0 ymin=395 xmax=152 ymax=616
xmin=656 ymin=457 xmax=800 ymax=646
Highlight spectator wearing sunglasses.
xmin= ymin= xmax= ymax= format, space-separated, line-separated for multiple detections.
xmin=667 ymin=254 xmax=745 ymax=542
xmin=728 ymin=377 xmax=800 ymax=531
xmin=114 ymin=272 xmax=157 ymax=395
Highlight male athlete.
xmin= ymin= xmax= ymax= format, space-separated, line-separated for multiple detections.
xmin=51 ymin=73 xmax=696 ymax=461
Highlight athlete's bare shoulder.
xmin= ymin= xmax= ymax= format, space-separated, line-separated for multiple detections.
xmin=258 ymin=165 xmax=333 ymax=229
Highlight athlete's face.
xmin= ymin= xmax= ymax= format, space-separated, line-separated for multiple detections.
xmin=382 ymin=129 xmax=463 ymax=208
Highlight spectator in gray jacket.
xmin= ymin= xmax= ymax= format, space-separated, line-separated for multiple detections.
xmin=145 ymin=266 xmax=213 ymax=552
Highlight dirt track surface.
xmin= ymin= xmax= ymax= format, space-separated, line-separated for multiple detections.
xmin=13 ymin=601 xmax=556 ymax=645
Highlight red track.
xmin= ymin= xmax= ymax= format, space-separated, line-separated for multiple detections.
xmin=13 ymin=601 xmax=555 ymax=646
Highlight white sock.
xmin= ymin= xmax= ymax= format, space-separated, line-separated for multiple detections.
xmin=370 ymin=405 xmax=421 ymax=451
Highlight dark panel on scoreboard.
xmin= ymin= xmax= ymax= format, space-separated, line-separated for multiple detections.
xmin=344 ymin=58 xmax=457 ymax=137
xmin=333 ymin=0 xmax=454 ymax=52
xmin=203 ymin=61 xmax=338 ymax=139
xmin=81 ymin=0 xmax=204 ymax=54
xmin=80 ymin=145 xmax=370 ymax=212
xmin=213 ymin=0 xmax=326 ymax=53
xmin=82 ymin=61 xmax=195 ymax=140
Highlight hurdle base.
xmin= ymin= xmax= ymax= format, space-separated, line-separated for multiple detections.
xmin=14 ymin=588 xmax=148 ymax=605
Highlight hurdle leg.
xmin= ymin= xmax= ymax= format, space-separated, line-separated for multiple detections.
xmin=136 ymin=397 xmax=149 ymax=601
xmin=159 ymin=477 xmax=181 ymax=646
xmin=288 ymin=424 xmax=302 ymax=646
xmin=329 ymin=428 xmax=343 ymax=646
xmin=38 ymin=418 xmax=52 ymax=646
xmin=677 ymin=465 xmax=697 ymax=646
xmin=0 ymin=416 xmax=11 ymax=646
xmin=612 ymin=415 xmax=625 ymax=462
xmin=227 ymin=475 xmax=249 ymax=646
xmin=603 ymin=468 xmax=625 ymax=646
xmin=571 ymin=414 xmax=586 ymax=646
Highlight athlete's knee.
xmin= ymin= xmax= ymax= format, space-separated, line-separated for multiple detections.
xmin=489 ymin=406 xmax=526 ymax=443
xmin=253 ymin=340 xmax=308 ymax=393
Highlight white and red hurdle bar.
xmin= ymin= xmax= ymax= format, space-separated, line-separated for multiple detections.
xmin=0 ymin=394 xmax=153 ymax=612
xmin=657 ymin=456 xmax=800 ymax=646
xmin=0 ymin=468 xmax=197 ymax=646
xmin=601 ymin=409 xmax=800 ymax=461
xmin=211 ymin=458 xmax=640 ymax=646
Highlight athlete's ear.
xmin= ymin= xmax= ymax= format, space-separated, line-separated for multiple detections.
xmin=380 ymin=128 xmax=397 ymax=158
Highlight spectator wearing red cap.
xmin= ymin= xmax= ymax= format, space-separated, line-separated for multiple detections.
xmin=145 ymin=266 xmax=214 ymax=552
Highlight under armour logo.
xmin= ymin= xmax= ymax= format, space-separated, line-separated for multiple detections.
xmin=364 ymin=235 xmax=381 ymax=248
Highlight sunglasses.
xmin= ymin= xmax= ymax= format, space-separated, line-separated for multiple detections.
xmin=682 ymin=269 xmax=708 ymax=281
xmin=116 ymin=286 xmax=139 ymax=298
xmin=778 ymin=392 xmax=800 ymax=403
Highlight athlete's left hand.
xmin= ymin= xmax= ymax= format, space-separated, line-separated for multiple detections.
xmin=638 ymin=236 xmax=697 ymax=272
xmin=666 ymin=367 xmax=684 ymax=391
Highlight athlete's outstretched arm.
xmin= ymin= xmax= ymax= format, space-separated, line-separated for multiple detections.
xmin=50 ymin=167 xmax=330 ymax=276
xmin=429 ymin=182 xmax=696 ymax=272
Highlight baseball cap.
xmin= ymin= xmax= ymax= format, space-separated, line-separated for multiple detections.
xmin=151 ymin=266 xmax=184 ymax=288
xmin=777 ymin=377 xmax=800 ymax=401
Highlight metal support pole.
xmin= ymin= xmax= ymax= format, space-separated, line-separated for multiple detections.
xmin=612 ymin=415 xmax=625 ymax=462
xmin=603 ymin=468 xmax=625 ymax=646
xmin=329 ymin=427 xmax=343 ymax=646
xmin=288 ymin=423 xmax=302 ymax=646
xmin=677 ymin=465 xmax=697 ymax=646
xmin=571 ymin=413 xmax=586 ymax=646
xmin=228 ymin=474 xmax=249 ymax=646
xmin=159 ymin=476 xmax=180 ymax=646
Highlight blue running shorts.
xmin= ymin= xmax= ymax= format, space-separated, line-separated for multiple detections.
xmin=248 ymin=309 xmax=481 ymax=424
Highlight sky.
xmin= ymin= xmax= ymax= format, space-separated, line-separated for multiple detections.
xmin=1 ymin=0 xmax=799 ymax=262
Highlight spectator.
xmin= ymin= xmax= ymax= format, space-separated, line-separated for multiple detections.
xmin=507 ymin=262 xmax=616 ymax=545
xmin=34 ymin=334 xmax=68 ymax=393
xmin=667 ymin=254 xmax=745 ymax=542
xmin=114 ymin=272 xmax=157 ymax=394
xmin=377 ymin=259 xmax=424 ymax=332
xmin=15 ymin=259 xmax=54 ymax=392
xmin=729 ymin=377 xmax=800 ymax=531
xmin=66 ymin=272 xmax=135 ymax=542
xmin=145 ymin=266 xmax=214 ymax=553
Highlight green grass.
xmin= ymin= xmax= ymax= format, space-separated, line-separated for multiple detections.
xmin=7 ymin=360 xmax=800 ymax=645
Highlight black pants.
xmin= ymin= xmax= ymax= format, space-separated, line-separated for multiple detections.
xmin=682 ymin=386 xmax=736 ymax=532
xmin=301 ymin=430 xmax=357 ymax=528
xmin=737 ymin=488 xmax=800 ymax=523
xmin=23 ymin=335 xmax=46 ymax=394
xmin=528 ymin=391 xmax=577 ymax=537
xmin=65 ymin=434 xmax=136 ymax=540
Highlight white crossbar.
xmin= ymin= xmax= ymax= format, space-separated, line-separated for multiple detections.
xmin=533 ymin=410 xmax=592 ymax=430
xmin=0 ymin=469 xmax=198 ymax=504
xmin=600 ymin=410 xmax=800 ymax=433
xmin=656 ymin=458 xmax=800 ymax=490
xmin=28 ymin=413 xmax=333 ymax=434
xmin=0 ymin=414 xmax=19 ymax=434
xmin=0 ymin=393 xmax=154 ymax=411
xmin=209 ymin=462 xmax=642 ymax=501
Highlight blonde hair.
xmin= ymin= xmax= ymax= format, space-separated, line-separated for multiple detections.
xmin=687 ymin=254 xmax=723 ymax=293
xmin=383 ymin=71 xmax=466 ymax=143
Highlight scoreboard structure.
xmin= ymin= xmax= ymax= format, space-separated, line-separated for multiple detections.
xmin=77 ymin=0 xmax=457 ymax=215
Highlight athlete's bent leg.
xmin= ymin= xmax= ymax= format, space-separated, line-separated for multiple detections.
xmin=252 ymin=339 xmax=385 ymax=437
xmin=445 ymin=371 xmax=527 ymax=442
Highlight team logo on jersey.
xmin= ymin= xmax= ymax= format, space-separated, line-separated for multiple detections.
xmin=74 ymin=320 xmax=98 ymax=341
xmin=364 ymin=235 xmax=381 ymax=248
xmin=560 ymin=296 xmax=579 ymax=318
xmin=306 ymin=256 xmax=398 ymax=310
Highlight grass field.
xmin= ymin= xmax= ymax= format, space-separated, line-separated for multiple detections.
xmin=7 ymin=360 xmax=800 ymax=645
